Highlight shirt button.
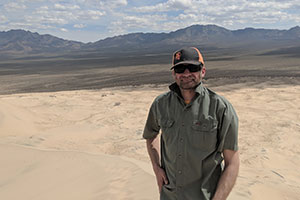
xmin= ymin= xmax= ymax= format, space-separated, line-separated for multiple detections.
xmin=178 ymin=170 xmax=182 ymax=174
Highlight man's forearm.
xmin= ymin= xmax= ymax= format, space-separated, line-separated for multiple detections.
xmin=213 ymin=150 xmax=239 ymax=200
xmin=146 ymin=137 xmax=169 ymax=193
xmin=212 ymin=163 xmax=239 ymax=199
xmin=146 ymin=137 xmax=160 ymax=170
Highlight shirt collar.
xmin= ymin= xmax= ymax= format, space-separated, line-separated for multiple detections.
xmin=169 ymin=82 xmax=204 ymax=97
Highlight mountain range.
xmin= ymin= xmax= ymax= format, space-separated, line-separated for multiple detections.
xmin=1 ymin=24 xmax=300 ymax=58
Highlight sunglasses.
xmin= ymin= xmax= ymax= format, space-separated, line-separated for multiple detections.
xmin=173 ymin=64 xmax=202 ymax=73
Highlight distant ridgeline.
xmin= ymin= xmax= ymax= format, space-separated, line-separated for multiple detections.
xmin=0 ymin=25 xmax=300 ymax=58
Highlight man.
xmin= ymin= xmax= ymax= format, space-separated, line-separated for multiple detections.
xmin=143 ymin=47 xmax=239 ymax=200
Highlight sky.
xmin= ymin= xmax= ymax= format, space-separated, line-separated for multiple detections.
xmin=0 ymin=0 xmax=300 ymax=43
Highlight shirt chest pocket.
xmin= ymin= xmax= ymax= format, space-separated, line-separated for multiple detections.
xmin=191 ymin=117 xmax=218 ymax=152
xmin=161 ymin=119 xmax=175 ymax=144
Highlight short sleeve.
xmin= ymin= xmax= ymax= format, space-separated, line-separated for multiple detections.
xmin=143 ymin=100 xmax=160 ymax=139
xmin=217 ymin=101 xmax=239 ymax=152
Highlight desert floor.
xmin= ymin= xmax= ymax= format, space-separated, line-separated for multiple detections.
xmin=0 ymin=76 xmax=300 ymax=200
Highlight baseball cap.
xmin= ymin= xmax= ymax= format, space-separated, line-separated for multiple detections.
xmin=171 ymin=47 xmax=204 ymax=70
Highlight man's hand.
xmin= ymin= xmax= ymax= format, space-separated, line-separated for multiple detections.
xmin=153 ymin=165 xmax=168 ymax=193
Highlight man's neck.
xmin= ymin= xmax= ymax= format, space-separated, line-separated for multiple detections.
xmin=180 ymin=88 xmax=196 ymax=102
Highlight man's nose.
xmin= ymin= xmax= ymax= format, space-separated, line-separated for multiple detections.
xmin=182 ymin=68 xmax=191 ymax=74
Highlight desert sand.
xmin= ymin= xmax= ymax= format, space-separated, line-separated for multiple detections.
xmin=0 ymin=77 xmax=300 ymax=200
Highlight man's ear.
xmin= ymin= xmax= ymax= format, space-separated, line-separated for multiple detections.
xmin=201 ymin=66 xmax=206 ymax=78
xmin=172 ymin=70 xmax=176 ymax=78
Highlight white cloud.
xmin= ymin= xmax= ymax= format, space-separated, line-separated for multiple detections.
xmin=109 ymin=0 xmax=127 ymax=7
xmin=4 ymin=21 xmax=55 ymax=31
xmin=30 ymin=6 xmax=105 ymax=26
xmin=40 ymin=6 xmax=49 ymax=10
xmin=54 ymin=3 xmax=80 ymax=10
xmin=74 ymin=24 xmax=85 ymax=28
xmin=85 ymin=10 xmax=105 ymax=20
xmin=4 ymin=2 xmax=27 ymax=11
xmin=0 ymin=1 xmax=106 ymax=35
xmin=166 ymin=0 xmax=194 ymax=9
xmin=84 ymin=0 xmax=127 ymax=9
xmin=25 ymin=13 xmax=69 ymax=25
xmin=21 ymin=0 xmax=45 ymax=2
xmin=108 ymin=13 xmax=169 ymax=34
xmin=60 ymin=28 xmax=68 ymax=32
xmin=54 ymin=3 xmax=66 ymax=10
xmin=41 ymin=16 xmax=68 ymax=25
xmin=248 ymin=1 xmax=293 ymax=10
xmin=0 ymin=15 xmax=8 ymax=23
xmin=132 ymin=0 xmax=194 ymax=12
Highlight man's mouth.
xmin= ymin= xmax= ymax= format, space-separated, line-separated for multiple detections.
xmin=181 ymin=78 xmax=194 ymax=83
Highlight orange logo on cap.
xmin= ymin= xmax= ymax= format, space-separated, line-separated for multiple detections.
xmin=175 ymin=52 xmax=181 ymax=60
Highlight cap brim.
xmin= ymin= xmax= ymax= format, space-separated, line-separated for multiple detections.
xmin=170 ymin=60 xmax=202 ymax=70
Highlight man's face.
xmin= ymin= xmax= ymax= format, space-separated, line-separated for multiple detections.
xmin=172 ymin=65 xmax=206 ymax=90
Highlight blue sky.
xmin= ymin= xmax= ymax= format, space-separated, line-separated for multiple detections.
xmin=0 ymin=0 xmax=299 ymax=43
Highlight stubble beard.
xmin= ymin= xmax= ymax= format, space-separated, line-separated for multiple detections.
xmin=179 ymin=78 xmax=200 ymax=90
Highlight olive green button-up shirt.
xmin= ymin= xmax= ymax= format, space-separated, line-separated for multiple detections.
xmin=143 ymin=83 xmax=238 ymax=200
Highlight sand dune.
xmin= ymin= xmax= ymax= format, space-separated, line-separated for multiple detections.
xmin=0 ymin=77 xmax=300 ymax=199
xmin=0 ymin=144 xmax=157 ymax=200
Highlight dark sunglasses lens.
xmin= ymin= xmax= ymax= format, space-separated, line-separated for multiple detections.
xmin=174 ymin=65 xmax=201 ymax=73
xmin=174 ymin=65 xmax=186 ymax=73
xmin=188 ymin=65 xmax=201 ymax=72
